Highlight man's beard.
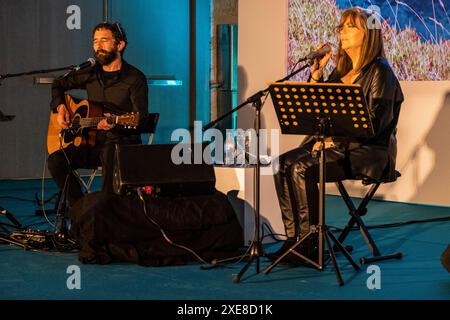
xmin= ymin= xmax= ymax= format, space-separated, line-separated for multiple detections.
xmin=94 ymin=49 xmax=118 ymax=65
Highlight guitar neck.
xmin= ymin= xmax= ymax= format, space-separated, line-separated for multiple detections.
xmin=74 ymin=116 xmax=115 ymax=128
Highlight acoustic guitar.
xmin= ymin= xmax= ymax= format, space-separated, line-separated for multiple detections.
xmin=47 ymin=94 xmax=140 ymax=155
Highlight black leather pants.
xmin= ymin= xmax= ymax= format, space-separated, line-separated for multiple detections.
xmin=273 ymin=146 xmax=349 ymax=238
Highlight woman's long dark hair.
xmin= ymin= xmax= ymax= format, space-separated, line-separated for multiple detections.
xmin=335 ymin=8 xmax=386 ymax=77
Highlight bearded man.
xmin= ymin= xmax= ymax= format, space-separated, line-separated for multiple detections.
xmin=48 ymin=22 xmax=148 ymax=207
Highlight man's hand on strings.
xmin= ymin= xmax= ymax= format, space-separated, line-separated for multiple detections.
xmin=97 ymin=113 xmax=115 ymax=131
xmin=56 ymin=104 xmax=71 ymax=129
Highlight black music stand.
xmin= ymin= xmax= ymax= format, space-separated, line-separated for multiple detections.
xmin=263 ymin=81 xmax=373 ymax=286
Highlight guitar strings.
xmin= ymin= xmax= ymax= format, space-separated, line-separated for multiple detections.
xmin=71 ymin=114 xmax=138 ymax=128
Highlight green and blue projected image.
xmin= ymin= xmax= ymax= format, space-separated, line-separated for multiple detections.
xmin=288 ymin=0 xmax=450 ymax=80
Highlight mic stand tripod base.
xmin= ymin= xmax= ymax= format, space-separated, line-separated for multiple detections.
xmin=263 ymin=227 xmax=360 ymax=286
xmin=232 ymin=240 xmax=264 ymax=283
xmin=0 ymin=206 xmax=27 ymax=248
xmin=53 ymin=202 xmax=71 ymax=244
xmin=53 ymin=190 xmax=70 ymax=244
xmin=263 ymin=232 xmax=321 ymax=273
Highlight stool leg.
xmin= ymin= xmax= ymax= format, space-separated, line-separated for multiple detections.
xmin=336 ymin=181 xmax=402 ymax=264
xmin=335 ymin=181 xmax=358 ymax=245
xmin=360 ymin=252 xmax=403 ymax=265
xmin=337 ymin=216 xmax=356 ymax=245
xmin=351 ymin=212 xmax=382 ymax=257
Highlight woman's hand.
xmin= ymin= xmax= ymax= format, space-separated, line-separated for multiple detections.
xmin=312 ymin=137 xmax=335 ymax=152
xmin=310 ymin=43 xmax=333 ymax=82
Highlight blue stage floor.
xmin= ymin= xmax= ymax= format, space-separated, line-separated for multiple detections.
xmin=1 ymin=178 xmax=449 ymax=300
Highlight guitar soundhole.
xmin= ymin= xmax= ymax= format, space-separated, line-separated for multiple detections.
xmin=62 ymin=105 xmax=89 ymax=144
xmin=72 ymin=106 xmax=88 ymax=127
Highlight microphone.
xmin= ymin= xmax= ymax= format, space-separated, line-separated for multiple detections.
xmin=73 ymin=58 xmax=96 ymax=71
xmin=304 ymin=44 xmax=331 ymax=61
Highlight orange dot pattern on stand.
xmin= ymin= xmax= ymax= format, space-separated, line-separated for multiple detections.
xmin=270 ymin=83 xmax=371 ymax=134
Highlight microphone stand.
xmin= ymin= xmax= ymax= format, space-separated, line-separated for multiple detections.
xmin=0 ymin=65 xmax=77 ymax=81
xmin=202 ymin=59 xmax=312 ymax=283
xmin=203 ymin=59 xmax=312 ymax=131
xmin=1 ymin=65 xmax=77 ymax=120
xmin=0 ymin=64 xmax=78 ymax=245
